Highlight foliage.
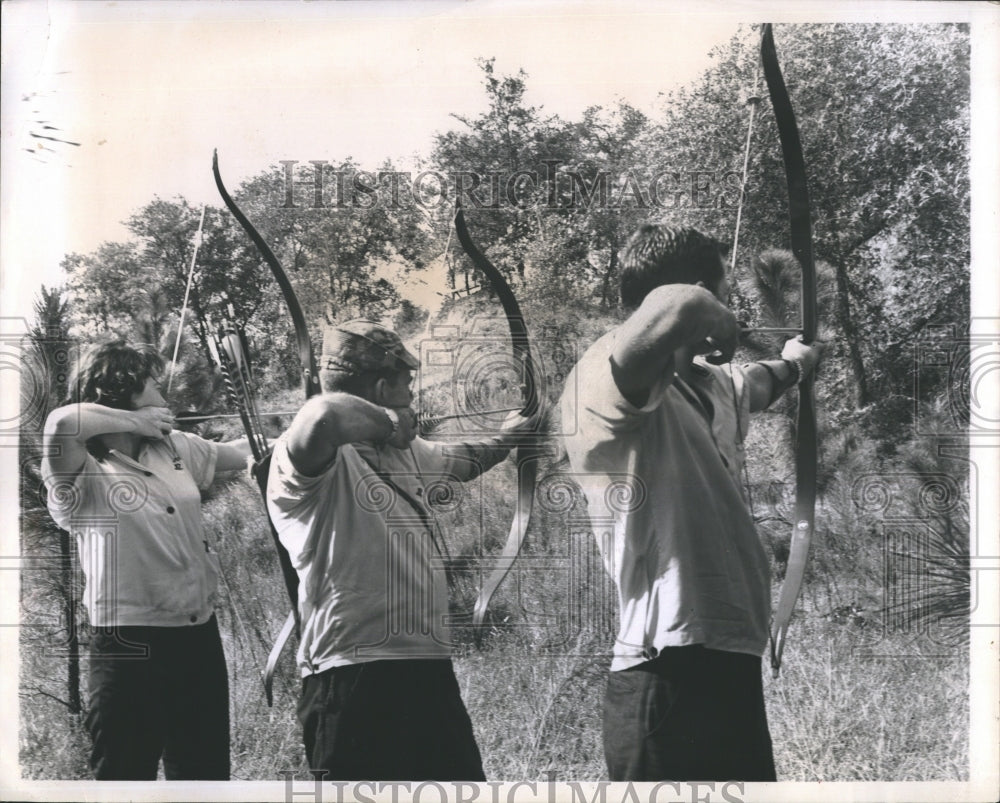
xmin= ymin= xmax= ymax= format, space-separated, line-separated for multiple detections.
xmin=56 ymin=27 xmax=970 ymax=451
xmin=651 ymin=24 xmax=970 ymax=444
xmin=21 ymin=287 xmax=83 ymax=716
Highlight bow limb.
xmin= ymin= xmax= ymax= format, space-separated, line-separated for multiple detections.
xmin=213 ymin=150 xmax=320 ymax=703
xmin=760 ymin=24 xmax=818 ymax=677
xmin=453 ymin=202 xmax=545 ymax=632
xmin=453 ymin=203 xmax=540 ymax=417
xmin=212 ymin=151 xmax=320 ymax=401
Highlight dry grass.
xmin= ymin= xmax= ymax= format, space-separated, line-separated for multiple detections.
xmin=19 ymin=465 xmax=970 ymax=782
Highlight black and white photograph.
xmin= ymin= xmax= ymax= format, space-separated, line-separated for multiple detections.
xmin=2 ymin=1 xmax=997 ymax=801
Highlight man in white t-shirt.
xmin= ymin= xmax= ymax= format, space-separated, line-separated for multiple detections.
xmin=267 ymin=319 xmax=534 ymax=781
xmin=561 ymin=225 xmax=824 ymax=781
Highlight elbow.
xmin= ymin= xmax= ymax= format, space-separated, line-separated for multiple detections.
xmin=296 ymin=394 xmax=358 ymax=449
xmin=44 ymin=406 xmax=79 ymax=440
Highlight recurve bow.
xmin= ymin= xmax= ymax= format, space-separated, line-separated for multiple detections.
xmin=759 ymin=24 xmax=819 ymax=677
xmin=452 ymin=201 xmax=546 ymax=634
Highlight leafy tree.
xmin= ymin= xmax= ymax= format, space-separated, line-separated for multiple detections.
xmin=538 ymin=102 xmax=653 ymax=307
xmin=646 ymin=23 xmax=968 ymax=447
xmin=432 ymin=59 xmax=579 ymax=299
xmin=62 ymin=242 xmax=144 ymax=338
xmin=393 ymin=299 xmax=429 ymax=342
xmin=229 ymin=160 xmax=432 ymax=336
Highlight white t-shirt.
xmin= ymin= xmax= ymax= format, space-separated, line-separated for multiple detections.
xmin=267 ymin=436 xmax=482 ymax=676
xmin=561 ymin=330 xmax=771 ymax=670
xmin=45 ymin=431 xmax=219 ymax=627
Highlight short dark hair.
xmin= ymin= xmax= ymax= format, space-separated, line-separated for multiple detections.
xmin=619 ymin=225 xmax=728 ymax=310
xmin=319 ymin=365 xmax=407 ymax=401
xmin=67 ymin=341 xmax=164 ymax=409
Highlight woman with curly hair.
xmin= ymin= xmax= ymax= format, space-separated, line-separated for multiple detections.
xmin=41 ymin=341 xmax=252 ymax=780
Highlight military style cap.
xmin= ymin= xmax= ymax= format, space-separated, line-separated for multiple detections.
xmin=321 ymin=319 xmax=419 ymax=374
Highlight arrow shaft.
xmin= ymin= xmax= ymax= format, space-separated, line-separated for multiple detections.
xmin=179 ymin=405 xmax=524 ymax=425
xmin=177 ymin=410 xmax=298 ymax=423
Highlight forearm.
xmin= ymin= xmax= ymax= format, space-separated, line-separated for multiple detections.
xmin=216 ymin=438 xmax=254 ymax=471
xmin=611 ymin=285 xmax=738 ymax=404
xmin=612 ymin=291 xmax=696 ymax=390
xmin=285 ymin=393 xmax=397 ymax=476
xmin=42 ymin=403 xmax=145 ymax=480
xmin=310 ymin=394 xmax=397 ymax=446
xmin=44 ymin=403 xmax=141 ymax=444
xmin=745 ymin=359 xmax=800 ymax=412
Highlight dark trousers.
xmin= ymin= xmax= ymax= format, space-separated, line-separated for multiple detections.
xmin=603 ymin=645 xmax=776 ymax=782
xmin=298 ymin=659 xmax=486 ymax=781
xmin=85 ymin=616 xmax=230 ymax=780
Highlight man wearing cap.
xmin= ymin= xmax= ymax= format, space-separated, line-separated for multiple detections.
xmin=266 ymin=319 xmax=533 ymax=781
xmin=561 ymin=225 xmax=824 ymax=781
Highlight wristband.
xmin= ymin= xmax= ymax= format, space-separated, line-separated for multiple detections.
xmin=757 ymin=362 xmax=784 ymax=407
xmin=757 ymin=360 xmax=799 ymax=407
xmin=382 ymin=407 xmax=400 ymax=440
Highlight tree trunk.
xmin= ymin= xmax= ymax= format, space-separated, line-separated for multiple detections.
xmin=825 ymin=215 xmax=872 ymax=407
xmin=832 ymin=256 xmax=871 ymax=406
xmin=59 ymin=527 xmax=81 ymax=714
xmin=600 ymin=235 xmax=619 ymax=308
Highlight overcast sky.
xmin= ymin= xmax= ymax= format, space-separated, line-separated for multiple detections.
xmin=2 ymin=0 xmax=738 ymax=315
xmin=3 ymin=0 xmax=995 ymax=322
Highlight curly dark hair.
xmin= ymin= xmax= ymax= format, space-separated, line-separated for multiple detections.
xmin=619 ymin=225 xmax=729 ymax=311
xmin=66 ymin=341 xmax=164 ymax=409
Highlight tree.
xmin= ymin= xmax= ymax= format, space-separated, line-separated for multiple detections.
xmin=647 ymin=23 xmax=969 ymax=445
xmin=538 ymin=102 xmax=653 ymax=308
xmin=22 ymin=286 xmax=81 ymax=714
xmin=62 ymin=242 xmax=144 ymax=337
xmin=432 ymin=59 xmax=579 ymax=301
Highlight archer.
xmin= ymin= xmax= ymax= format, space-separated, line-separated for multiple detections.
xmin=560 ymin=225 xmax=824 ymax=781
xmin=40 ymin=341 xmax=254 ymax=780
xmin=266 ymin=319 xmax=537 ymax=781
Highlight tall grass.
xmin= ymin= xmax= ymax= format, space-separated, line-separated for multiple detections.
xmin=764 ymin=617 xmax=968 ymax=781
xmin=19 ymin=447 xmax=970 ymax=782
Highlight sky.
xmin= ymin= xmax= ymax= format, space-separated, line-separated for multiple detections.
xmin=2 ymin=0 xmax=744 ymax=317
xmin=3 ymin=0 xmax=995 ymax=320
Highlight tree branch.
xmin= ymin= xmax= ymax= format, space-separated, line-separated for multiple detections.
xmin=21 ymin=684 xmax=78 ymax=712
